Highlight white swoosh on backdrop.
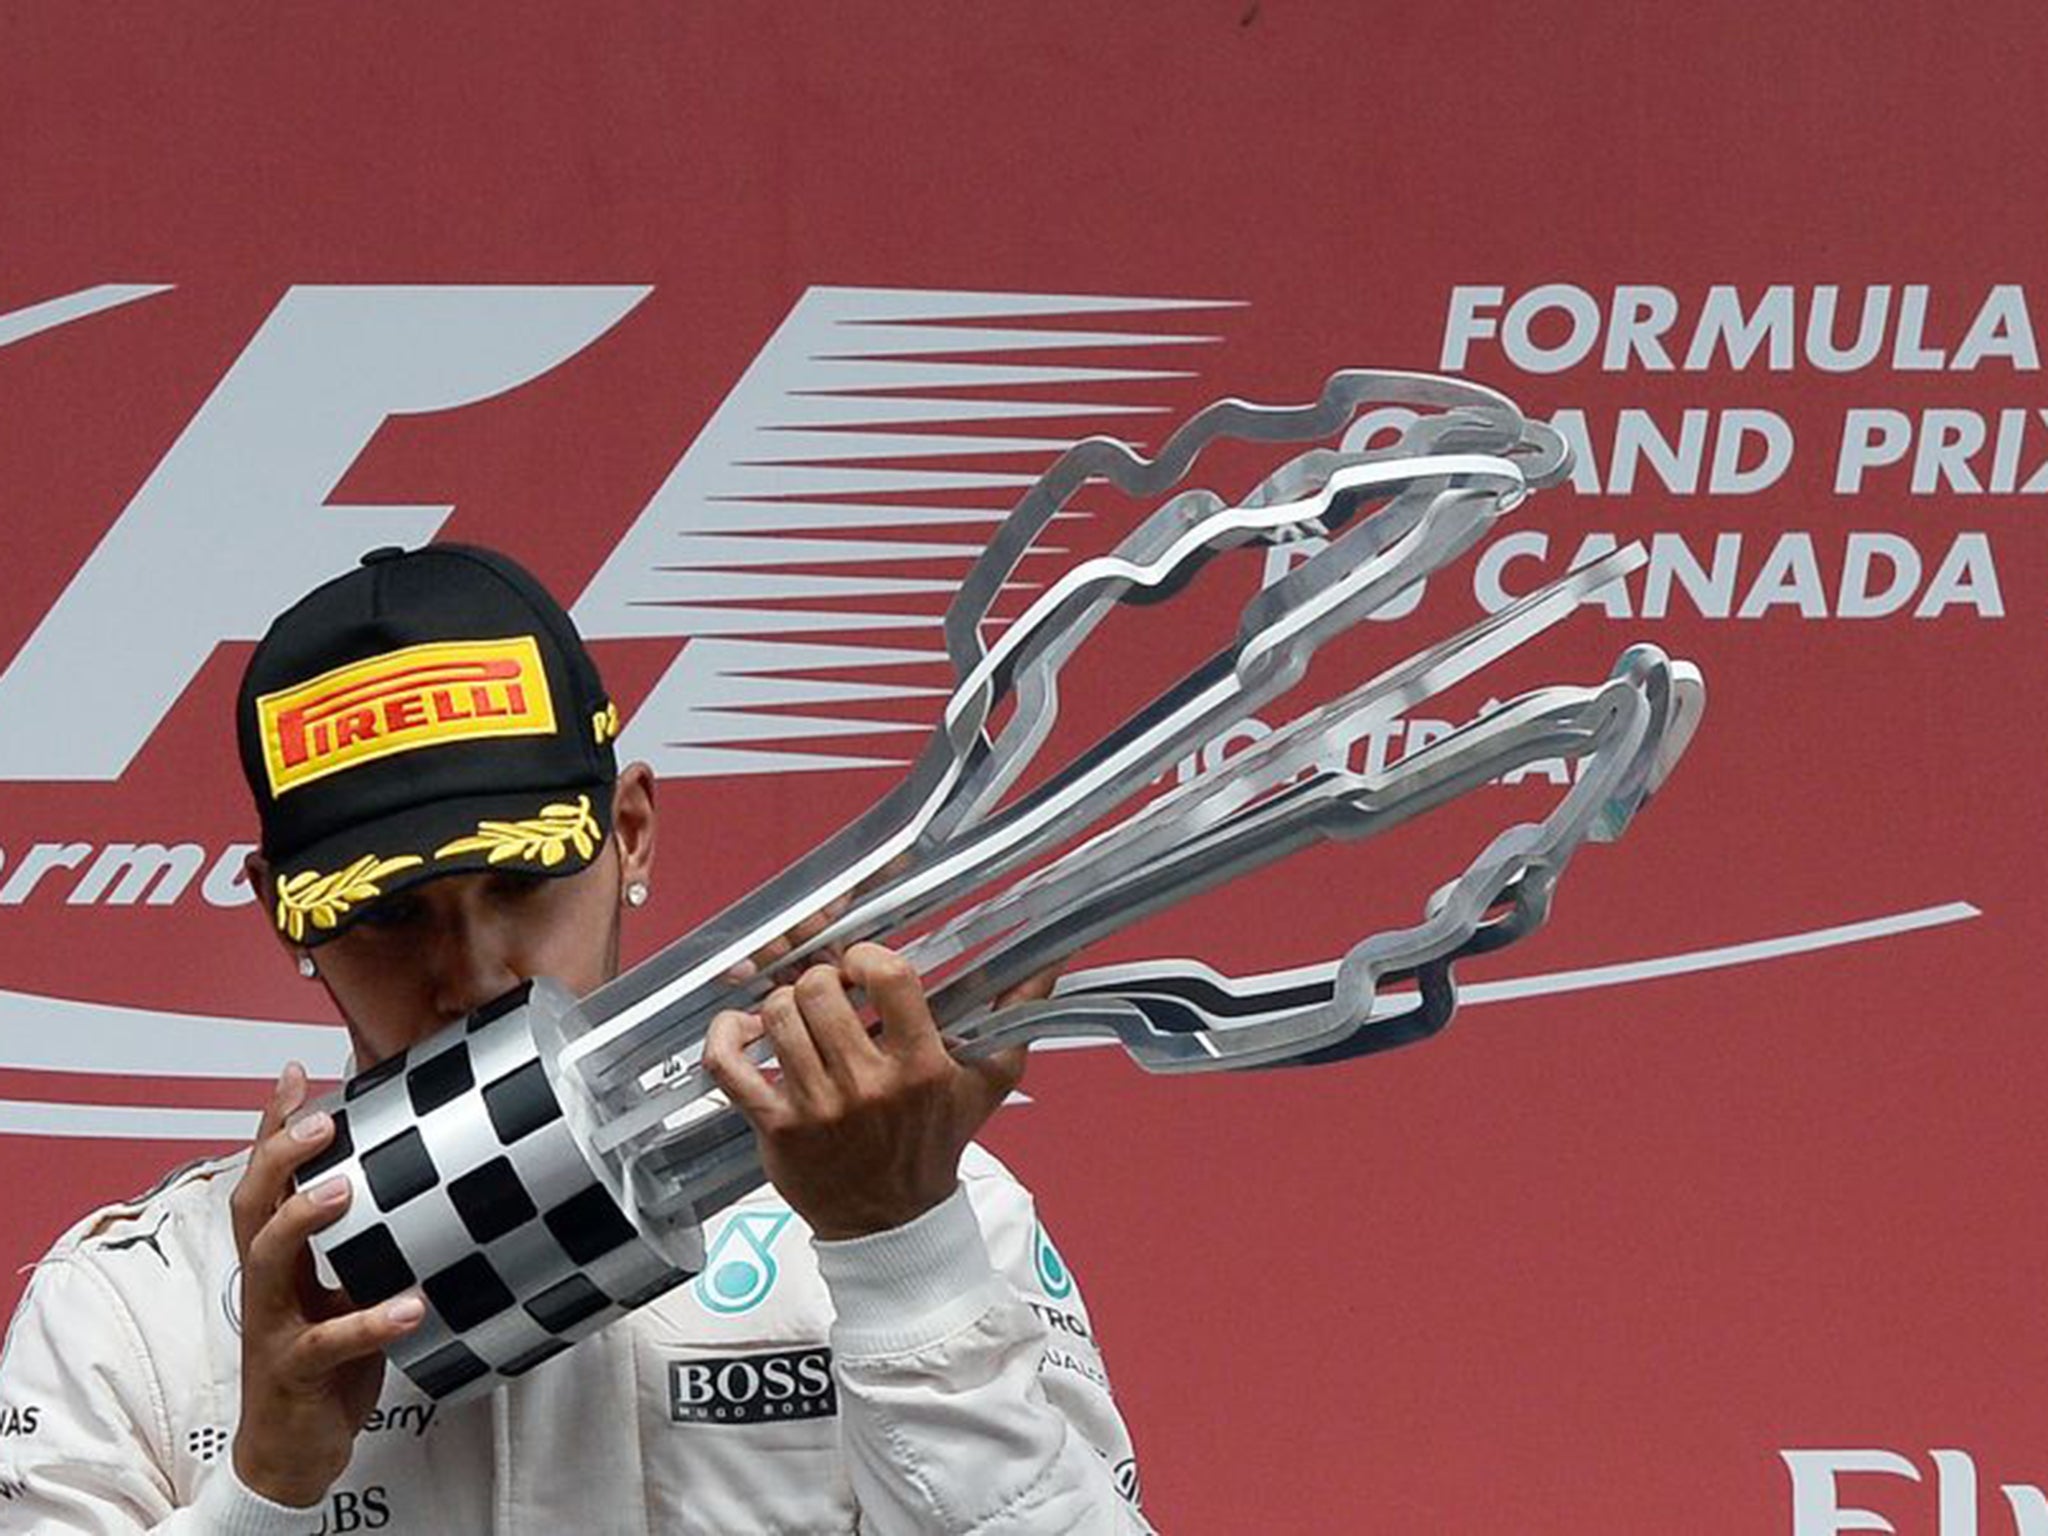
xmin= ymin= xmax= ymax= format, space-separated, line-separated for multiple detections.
xmin=0 ymin=284 xmax=173 ymax=350
xmin=571 ymin=286 xmax=1232 ymax=778
xmin=0 ymin=900 xmax=1981 ymax=1139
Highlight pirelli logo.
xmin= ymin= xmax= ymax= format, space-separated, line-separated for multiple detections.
xmin=257 ymin=637 xmax=556 ymax=795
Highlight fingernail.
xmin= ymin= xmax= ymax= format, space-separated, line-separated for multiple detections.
xmin=723 ymin=958 xmax=758 ymax=983
xmin=290 ymin=1110 xmax=331 ymax=1143
xmin=384 ymin=1295 xmax=425 ymax=1327
xmin=309 ymin=1174 xmax=349 ymax=1205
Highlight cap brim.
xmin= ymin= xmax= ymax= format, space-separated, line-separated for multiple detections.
xmin=271 ymin=782 xmax=615 ymax=946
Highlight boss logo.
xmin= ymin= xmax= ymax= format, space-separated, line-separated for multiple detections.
xmin=668 ymin=1348 xmax=836 ymax=1426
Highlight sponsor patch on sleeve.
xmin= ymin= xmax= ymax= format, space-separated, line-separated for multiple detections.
xmin=257 ymin=637 xmax=555 ymax=795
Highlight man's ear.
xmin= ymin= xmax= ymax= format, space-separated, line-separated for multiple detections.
xmin=613 ymin=762 xmax=658 ymax=894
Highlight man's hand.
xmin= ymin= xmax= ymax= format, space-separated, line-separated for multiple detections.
xmin=229 ymin=1063 xmax=425 ymax=1508
xmin=702 ymin=943 xmax=1034 ymax=1241
xmin=725 ymin=893 xmax=853 ymax=986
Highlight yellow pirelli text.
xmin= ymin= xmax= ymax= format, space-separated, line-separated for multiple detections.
xmin=257 ymin=637 xmax=556 ymax=795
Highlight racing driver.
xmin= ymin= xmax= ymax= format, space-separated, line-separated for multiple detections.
xmin=0 ymin=543 xmax=1150 ymax=1534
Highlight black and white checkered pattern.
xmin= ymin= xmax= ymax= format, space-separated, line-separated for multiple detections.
xmin=299 ymin=982 xmax=693 ymax=1402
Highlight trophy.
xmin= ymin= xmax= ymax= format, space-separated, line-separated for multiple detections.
xmin=292 ymin=370 xmax=1704 ymax=1401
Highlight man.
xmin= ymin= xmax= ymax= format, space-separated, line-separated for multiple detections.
xmin=0 ymin=544 xmax=1149 ymax=1533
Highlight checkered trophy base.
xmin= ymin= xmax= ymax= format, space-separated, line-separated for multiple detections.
xmin=295 ymin=981 xmax=696 ymax=1401
xmin=297 ymin=371 xmax=1705 ymax=1402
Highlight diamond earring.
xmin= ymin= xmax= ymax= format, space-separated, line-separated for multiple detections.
xmin=296 ymin=953 xmax=318 ymax=979
xmin=624 ymin=881 xmax=650 ymax=909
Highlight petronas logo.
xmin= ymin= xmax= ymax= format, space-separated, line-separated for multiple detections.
xmin=1033 ymin=1220 xmax=1075 ymax=1301
xmin=694 ymin=1210 xmax=794 ymax=1315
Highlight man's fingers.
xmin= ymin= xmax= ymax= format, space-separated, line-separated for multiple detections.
xmin=758 ymin=984 xmax=836 ymax=1110
xmin=786 ymin=906 xmax=835 ymax=949
xmin=993 ymin=964 xmax=1062 ymax=1011
xmin=843 ymin=943 xmax=940 ymax=1058
xmin=785 ymin=892 xmax=852 ymax=959
xmin=242 ymin=1166 xmax=352 ymax=1315
xmin=255 ymin=1061 xmax=307 ymax=1144
xmin=744 ymin=892 xmax=857 ymax=986
xmin=792 ymin=963 xmax=884 ymax=1091
xmin=851 ymin=852 xmax=913 ymax=899
xmin=702 ymin=1009 xmax=785 ymax=1125
xmin=231 ymin=1080 xmax=327 ymax=1256
xmin=748 ymin=933 xmax=793 ymax=979
xmin=287 ymin=1295 xmax=425 ymax=1382
xmin=964 ymin=1044 xmax=1029 ymax=1118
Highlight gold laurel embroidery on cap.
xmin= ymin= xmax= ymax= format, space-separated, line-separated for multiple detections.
xmin=274 ymin=854 xmax=426 ymax=942
xmin=592 ymin=700 xmax=621 ymax=746
xmin=433 ymin=794 xmax=601 ymax=868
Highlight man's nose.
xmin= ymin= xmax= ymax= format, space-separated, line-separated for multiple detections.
xmin=427 ymin=912 xmax=524 ymax=1024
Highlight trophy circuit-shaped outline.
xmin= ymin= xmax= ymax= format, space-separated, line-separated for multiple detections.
xmin=293 ymin=370 xmax=1705 ymax=1401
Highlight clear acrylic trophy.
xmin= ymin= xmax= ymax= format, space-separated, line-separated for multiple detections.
xmin=293 ymin=371 xmax=1705 ymax=1400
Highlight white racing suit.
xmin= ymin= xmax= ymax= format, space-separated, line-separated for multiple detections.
xmin=0 ymin=1143 xmax=1150 ymax=1534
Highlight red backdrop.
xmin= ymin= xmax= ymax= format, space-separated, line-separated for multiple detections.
xmin=4 ymin=5 xmax=2044 ymax=1529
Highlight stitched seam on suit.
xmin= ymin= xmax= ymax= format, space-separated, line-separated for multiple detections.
xmin=76 ymin=1256 xmax=179 ymax=1501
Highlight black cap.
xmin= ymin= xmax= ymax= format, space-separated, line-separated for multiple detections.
xmin=236 ymin=544 xmax=622 ymax=945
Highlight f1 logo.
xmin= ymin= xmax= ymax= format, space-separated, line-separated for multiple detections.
xmin=0 ymin=285 xmax=647 ymax=781
xmin=0 ymin=282 xmax=1210 ymax=784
